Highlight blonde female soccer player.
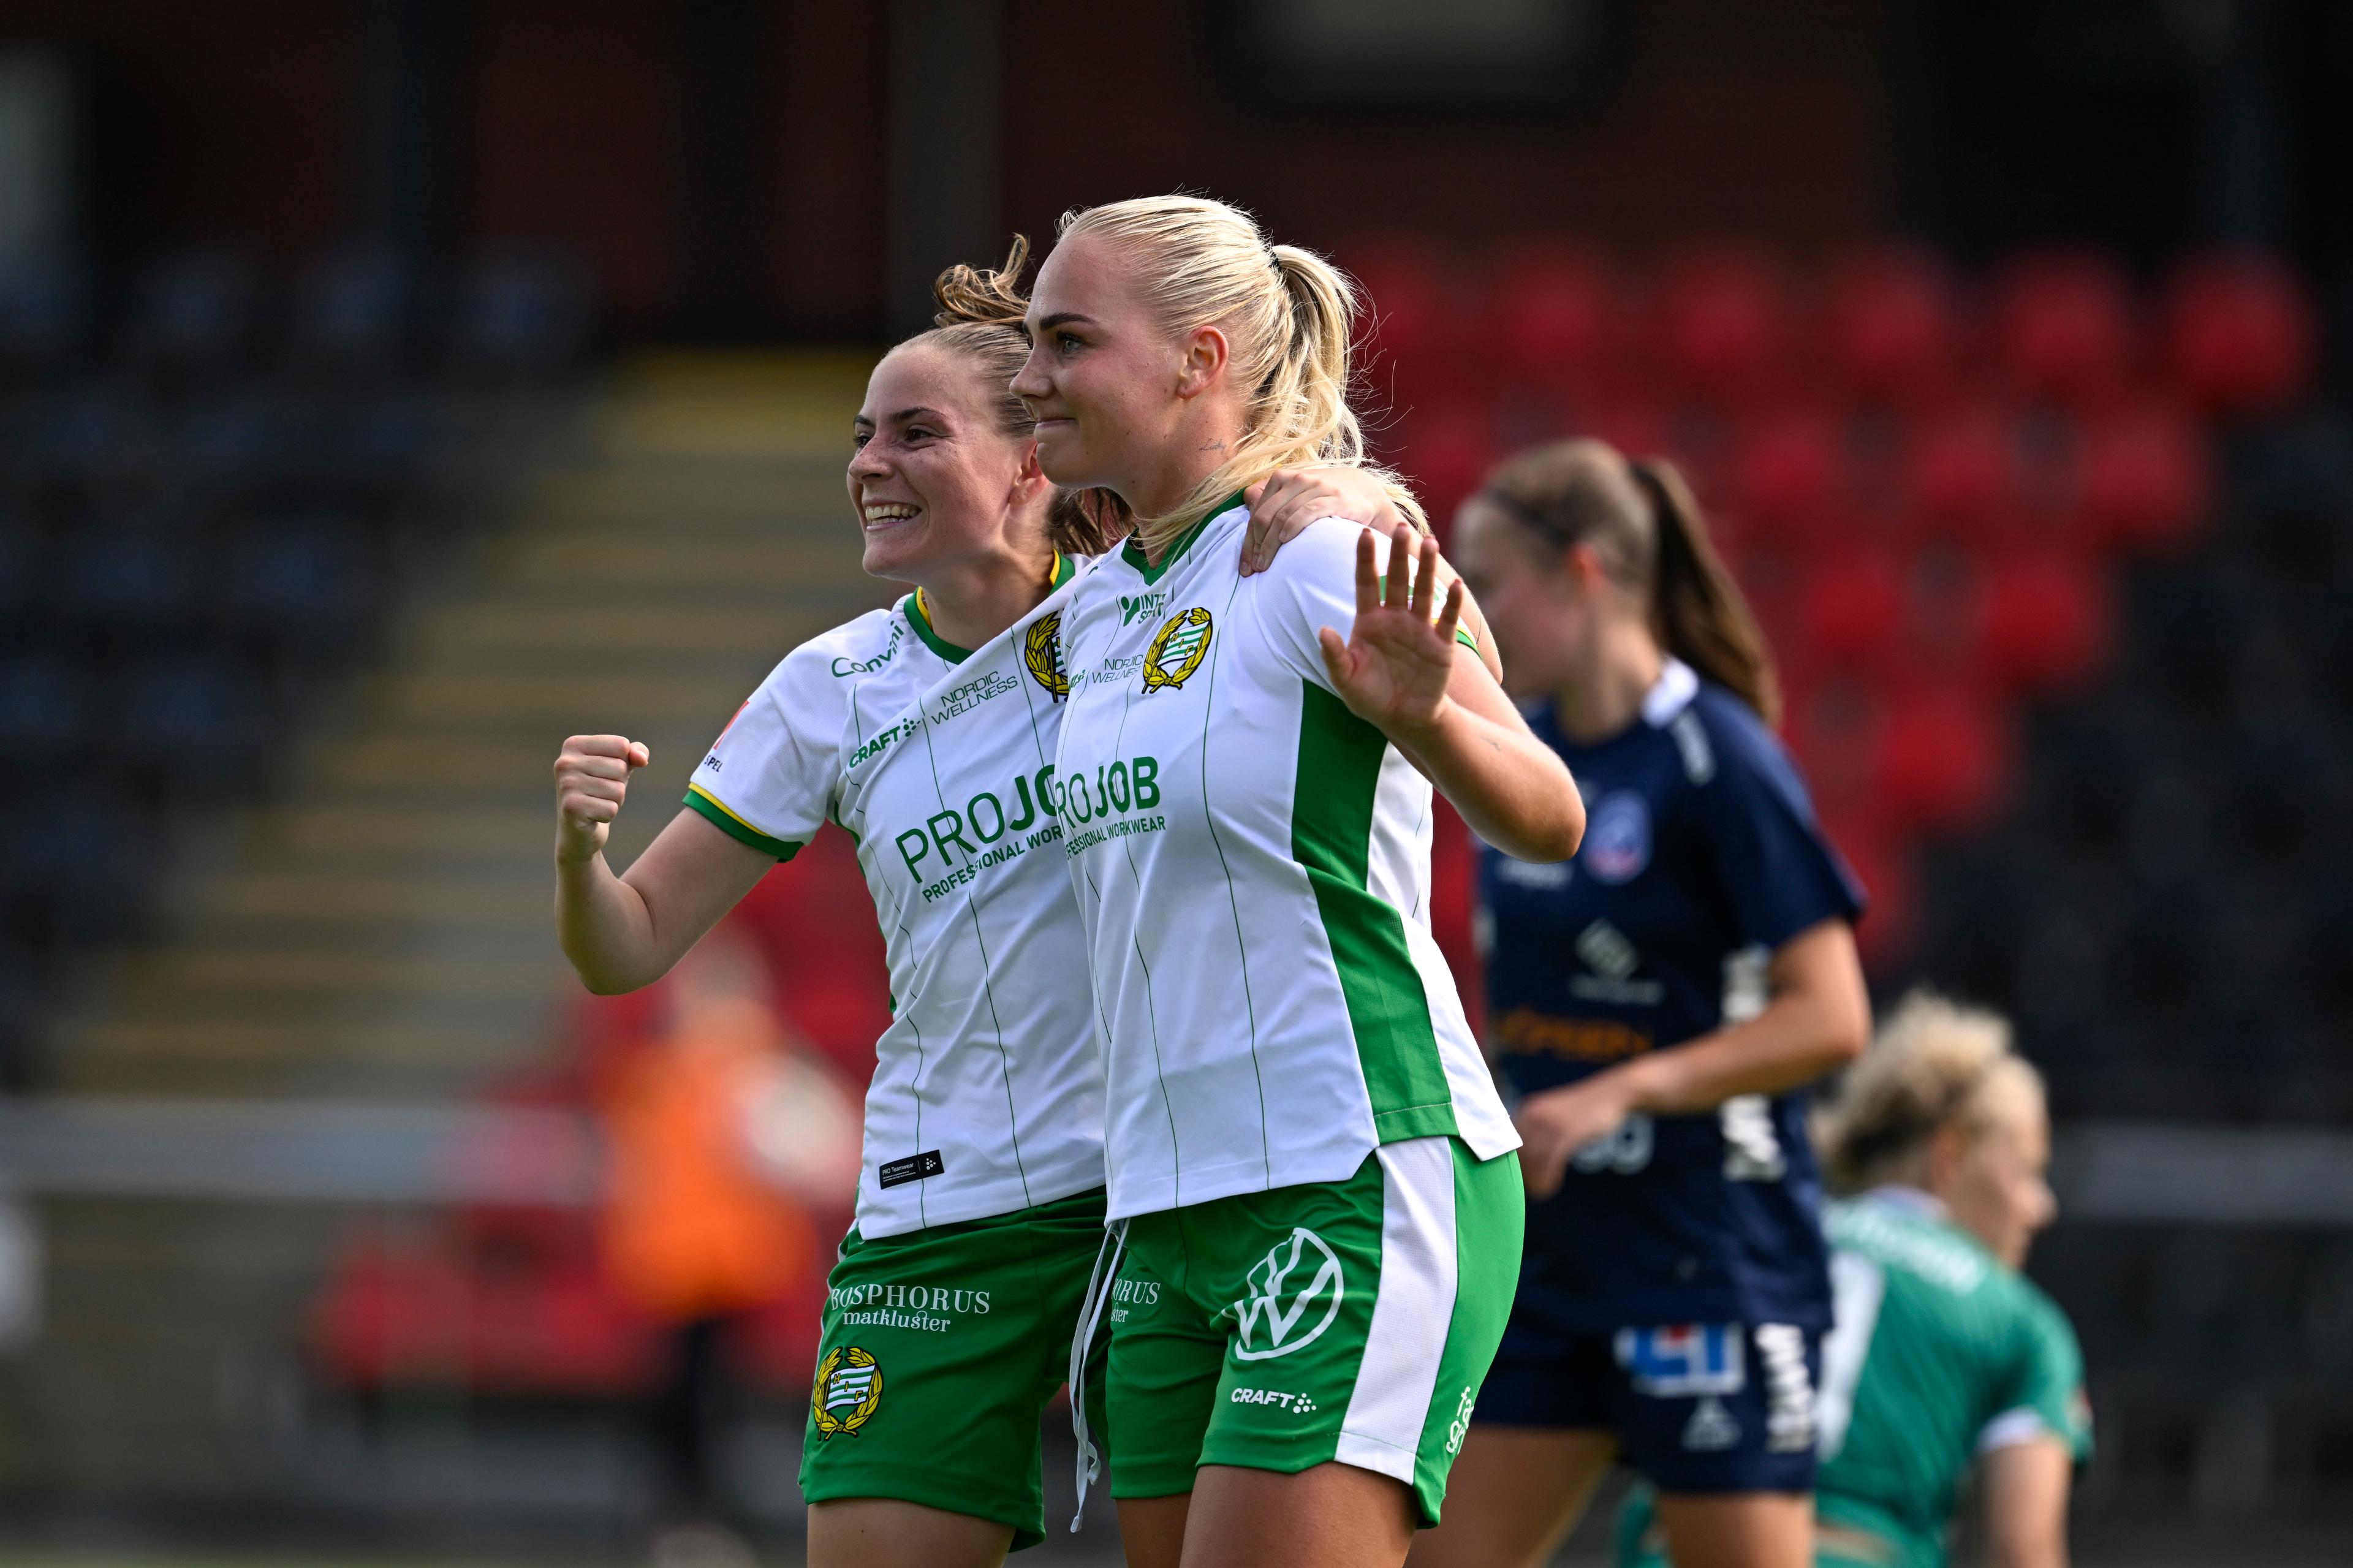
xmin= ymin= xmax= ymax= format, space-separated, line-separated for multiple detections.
xmin=1014 ymin=194 xmax=1586 ymax=1568
xmin=551 ymin=242 xmax=1411 ymax=1568
xmin=1618 ymin=990 xmax=2090 ymax=1568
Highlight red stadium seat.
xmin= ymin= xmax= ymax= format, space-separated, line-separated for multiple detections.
xmin=1975 ymin=542 xmax=2116 ymax=694
xmin=1873 ymin=680 xmax=2014 ymax=834
xmin=1657 ymin=242 xmax=1792 ymax=406
xmin=1493 ymin=240 xmax=1621 ymax=390
xmin=1340 ymin=236 xmax=1489 ymax=410
xmin=1732 ymin=409 xmax=1847 ymax=545
xmin=2161 ymin=251 xmax=2317 ymax=420
xmin=1902 ymin=407 xmax=2023 ymax=545
xmin=1991 ymin=248 xmax=2138 ymax=409
xmin=1822 ymin=244 xmax=1961 ymax=408
xmin=1795 ymin=545 xmax=1906 ymax=671
xmin=1397 ymin=402 xmax=1500 ymax=527
xmin=2071 ymin=401 xmax=2211 ymax=555
xmin=1816 ymin=808 xmax=1913 ymax=971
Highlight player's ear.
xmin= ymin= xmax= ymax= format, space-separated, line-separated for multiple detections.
xmin=1173 ymin=325 xmax=1229 ymax=401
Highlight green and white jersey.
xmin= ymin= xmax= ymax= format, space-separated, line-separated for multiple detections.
xmin=683 ymin=555 xmax=1105 ymax=1240
xmin=1813 ymin=1187 xmax=2093 ymax=1568
xmin=1053 ymin=499 xmax=1518 ymax=1222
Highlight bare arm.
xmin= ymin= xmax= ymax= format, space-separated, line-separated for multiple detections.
xmin=1516 ymin=918 xmax=1870 ymax=1197
xmin=1979 ymin=1438 xmax=2074 ymax=1568
xmin=554 ymin=735 xmax=775 ymax=994
xmin=1319 ymin=526 xmax=1584 ymax=863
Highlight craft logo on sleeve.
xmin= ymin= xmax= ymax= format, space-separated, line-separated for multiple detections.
xmin=809 ymin=1346 xmax=884 ymax=1437
xmin=1227 ymin=1226 xmax=1345 ymax=1362
xmin=1142 ymin=607 xmax=1214 ymax=692
xmin=1023 ymin=611 xmax=1070 ymax=699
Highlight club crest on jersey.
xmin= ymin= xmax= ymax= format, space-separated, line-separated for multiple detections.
xmin=1142 ymin=607 xmax=1213 ymax=692
xmin=1227 ymin=1226 xmax=1344 ymax=1361
xmin=1023 ymin=611 xmax=1069 ymax=699
xmin=1582 ymin=791 xmax=1652 ymax=883
xmin=809 ymin=1346 xmax=884 ymax=1437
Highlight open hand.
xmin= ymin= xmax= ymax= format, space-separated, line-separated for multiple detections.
xmin=1316 ymin=525 xmax=1466 ymax=740
xmin=555 ymin=734 xmax=650 ymax=864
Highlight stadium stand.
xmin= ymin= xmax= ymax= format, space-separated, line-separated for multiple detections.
xmin=1343 ymin=231 xmax=2352 ymax=1515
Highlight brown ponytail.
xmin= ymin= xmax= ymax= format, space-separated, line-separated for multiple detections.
xmin=908 ymin=237 xmax=1131 ymax=558
xmin=1626 ymin=458 xmax=1781 ymax=725
xmin=1479 ymin=439 xmax=1781 ymax=725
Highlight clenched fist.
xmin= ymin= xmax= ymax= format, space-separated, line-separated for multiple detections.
xmin=555 ymin=734 xmax=650 ymax=864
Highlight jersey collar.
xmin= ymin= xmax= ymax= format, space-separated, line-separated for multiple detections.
xmin=1121 ymin=491 xmax=1247 ymax=584
xmin=1862 ymin=1184 xmax=1951 ymax=1223
xmin=904 ymin=553 xmax=1072 ymax=665
xmin=1641 ymin=656 xmax=1700 ymax=727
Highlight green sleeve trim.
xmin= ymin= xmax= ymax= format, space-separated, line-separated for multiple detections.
xmin=683 ymin=786 xmax=803 ymax=861
xmin=1370 ymin=573 xmax=1481 ymax=651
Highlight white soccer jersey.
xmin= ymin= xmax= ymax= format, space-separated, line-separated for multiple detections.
xmin=1053 ymin=499 xmax=1519 ymax=1222
xmin=685 ymin=555 xmax=1105 ymax=1238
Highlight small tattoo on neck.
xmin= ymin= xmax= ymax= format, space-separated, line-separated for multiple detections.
xmin=1199 ymin=439 xmax=1226 ymax=452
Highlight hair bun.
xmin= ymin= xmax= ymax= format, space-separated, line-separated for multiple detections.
xmin=933 ymin=235 xmax=1033 ymax=328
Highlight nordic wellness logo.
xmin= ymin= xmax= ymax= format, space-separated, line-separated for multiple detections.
xmin=1024 ymin=611 xmax=1069 ymax=699
xmin=1143 ymin=607 xmax=1213 ymax=692
xmin=1227 ymin=1227 xmax=1346 ymax=1362
xmin=931 ymin=669 xmax=1018 ymax=725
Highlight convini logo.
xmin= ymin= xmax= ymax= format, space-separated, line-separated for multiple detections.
xmin=1228 ymin=1227 xmax=1345 ymax=1362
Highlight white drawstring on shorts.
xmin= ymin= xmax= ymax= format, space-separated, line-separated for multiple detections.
xmin=1067 ymin=1216 xmax=1129 ymax=1531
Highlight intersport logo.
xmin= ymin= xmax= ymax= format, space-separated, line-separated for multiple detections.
xmin=1228 ymin=1227 xmax=1345 ymax=1362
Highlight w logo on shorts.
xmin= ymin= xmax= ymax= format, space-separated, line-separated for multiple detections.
xmin=1229 ymin=1227 xmax=1345 ymax=1361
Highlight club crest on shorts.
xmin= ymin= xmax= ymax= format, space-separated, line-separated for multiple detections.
xmin=1142 ymin=608 xmax=1213 ymax=692
xmin=1023 ymin=611 xmax=1069 ymax=699
xmin=1228 ymin=1226 xmax=1345 ymax=1361
xmin=809 ymin=1345 xmax=884 ymax=1437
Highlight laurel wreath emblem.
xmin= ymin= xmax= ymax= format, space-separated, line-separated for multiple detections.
xmin=1023 ymin=611 xmax=1069 ymax=699
xmin=1142 ymin=607 xmax=1214 ymax=692
xmin=809 ymin=1345 xmax=884 ymax=1437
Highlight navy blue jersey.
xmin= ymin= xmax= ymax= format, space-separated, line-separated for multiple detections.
xmin=1480 ymin=660 xmax=1864 ymax=1332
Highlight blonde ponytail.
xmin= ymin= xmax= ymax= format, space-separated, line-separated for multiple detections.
xmin=1055 ymin=196 xmax=1423 ymax=552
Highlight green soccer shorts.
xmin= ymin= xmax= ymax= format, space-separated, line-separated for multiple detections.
xmin=1103 ymin=1136 xmax=1523 ymax=1526
xmin=799 ymin=1186 xmax=1110 ymax=1551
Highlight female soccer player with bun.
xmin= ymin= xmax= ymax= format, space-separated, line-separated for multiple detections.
xmin=551 ymin=240 xmax=1409 ymax=1568
xmin=1014 ymin=194 xmax=1586 ymax=1568
xmin=1409 ymin=439 xmax=1873 ymax=1568
xmin=1618 ymin=990 xmax=2089 ymax=1568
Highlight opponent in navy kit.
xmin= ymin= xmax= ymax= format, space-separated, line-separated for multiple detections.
xmin=1412 ymin=440 xmax=1872 ymax=1568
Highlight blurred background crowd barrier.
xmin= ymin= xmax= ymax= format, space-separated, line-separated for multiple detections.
xmin=0 ymin=1 xmax=2350 ymax=1562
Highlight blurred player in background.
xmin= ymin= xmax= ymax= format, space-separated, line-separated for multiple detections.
xmin=554 ymin=239 xmax=1413 ymax=1568
xmin=1020 ymin=194 xmax=1584 ymax=1568
xmin=1413 ymin=440 xmax=1871 ymax=1568
xmin=1616 ymin=990 xmax=2090 ymax=1568
xmin=593 ymin=928 xmax=858 ymax=1562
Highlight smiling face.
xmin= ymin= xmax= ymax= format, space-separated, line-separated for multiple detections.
xmin=849 ymin=340 xmax=1044 ymax=585
xmin=1012 ymin=232 xmax=1200 ymax=503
